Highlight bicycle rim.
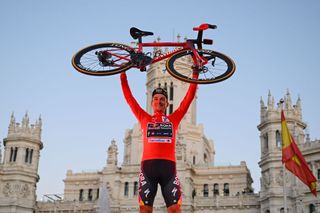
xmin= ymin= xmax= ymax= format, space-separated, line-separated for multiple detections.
xmin=72 ymin=43 xmax=134 ymax=76
xmin=166 ymin=49 xmax=236 ymax=84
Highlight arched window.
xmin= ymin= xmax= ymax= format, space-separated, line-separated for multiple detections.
xmin=96 ymin=188 xmax=99 ymax=199
xmin=169 ymin=104 xmax=173 ymax=115
xmin=124 ymin=182 xmax=129 ymax=196
xmin=25 ymin=148 xmax=29 ymax=163
xmin=223 ymin=183 xmax=229 ymax=196
xmin=79 ymin=189 xmax=84 ymax=201
xmin=276 ymin=130 xmax=281 ymax=148
xmin=309 ymin=204 xmax=316 ymax=213
xmin=9 ymin=147 xmax=14 ymax=162
xmin=29 ymin=149 xmax=33 ymax=164
xmin=203 ymin=184 xmax=209 ymax=197
xmin=204 ymin=153 xmax=208 ymax=163
xmin=25 ymin=148 xmax=33 ymax=164
xmin=280 ymin=207 xmax=289 ymax=213
xmin=264 ymin=133 xmax=269 ymax=151
xmin=213 ymin=183 xmax=219 ymax=196
xmin=134 ymin=181 xmax=138 ymax=196
xmin=169 ymin=82 xmax=174 ymax=101
xmin=10 ymin=147 xmax=18 ymax=162
xmin=88 ymin=189 xmax=93 ymax=201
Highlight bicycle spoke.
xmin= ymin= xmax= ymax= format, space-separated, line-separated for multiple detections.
xmin=166 ymin=49 xmax=235 ymax=84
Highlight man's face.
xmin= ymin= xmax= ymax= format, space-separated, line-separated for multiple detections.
xmin=151 ymin=94 xmax=168 ymax=113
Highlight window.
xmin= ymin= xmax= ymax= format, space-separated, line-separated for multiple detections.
xmin=203 ymin=184 xmax=209 ymax=197
xmin=124 ymin=182 xmax=129 ymax=196
xmin=134 ymin=181 xmax=138 ymax=196
xmin=79 ymin=189 xmax=84 ymax=201
xmin=214 ymin=184 xmax=219 ymax=196
xmin=317 ymin=169 xmax=320 ymax=180
xmin=264 ymin=134 xmax=269 ymax=151
xmin=9 ymin=147 xmax=14 ymax=162
xmin=13 ymin=147 xmax=18 ymax=162
xmin=25 ymin=148 xmax=33 ymax=164
xmin=10 ymin=147 xmax=18 ymax=162
xmin=193 ymin=156 xmax=196 ymax=165
xmin=223 ymin=183 xmax=229 ymax=196
xmin=25 ymin=148 xmax=29 ymax=163
xmin=96 ymin=188 xmax=99 ymax=199
xmin=88 ymin=189 xmax=93 ymax=201
xmin=309 ymin=204 xmax=316 ymax=213
xmin=204 ymin=153 xmax=208 ymax=163
xmin=169 ymin=82 xmax=174 ymax=101
xmin=29 ymin=149 xmax=33 ymax=164
xmin=276 ymin=130 xmax=281 ymax=148
xmin=169 ymin=104 xmax=173 ymax=114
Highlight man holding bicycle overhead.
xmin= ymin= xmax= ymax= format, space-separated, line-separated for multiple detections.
xmin=120 ymin=71 xmax=198 ymax=213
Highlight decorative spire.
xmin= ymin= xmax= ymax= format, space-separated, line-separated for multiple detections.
xmin=22 ymin=111 xmax=30 ymax=128
xmin=9 ymin=112 xmax=16 ymax=134
xmin=35 ymin=115 xmax=42 ymax=129
xmin=7 ymin=112 xmax=42 ymax=141
xmin=285 ymin=89 xmax=292 ymax=110
xmin=295 ymin=96 xmax=301 ymax=111
xmin=260 ymin=96 xmax=265 ymax=109
xmin=267 ymin=90 xmax=274 ymax=110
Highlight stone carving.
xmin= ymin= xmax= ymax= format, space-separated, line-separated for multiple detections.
xmin=262 ymin=171 xmax=270 ymax=189
xmin=2 ymin=182 xmax=31 ymax=198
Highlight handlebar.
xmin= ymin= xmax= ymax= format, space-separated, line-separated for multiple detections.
xmin=191 ymin=23 xmax=216 ymax=50
xmin=193 ymin=23 xmax=217 ymax=31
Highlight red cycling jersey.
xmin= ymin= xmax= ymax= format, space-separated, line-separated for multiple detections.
xmin=120 ymin=72 xmax=197 ymax=162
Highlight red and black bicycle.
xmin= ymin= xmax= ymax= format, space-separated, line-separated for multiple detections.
xmin=72 ymin=23 xmax=236 ymax=84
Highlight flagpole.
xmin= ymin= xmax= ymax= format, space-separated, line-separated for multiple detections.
xmin=280 ymin=99 xmax=288 ymax=213
xmin=283 ymin=163 xmax=287 ymax=213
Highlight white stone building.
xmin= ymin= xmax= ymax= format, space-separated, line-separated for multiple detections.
xmin=1 ymin=46 xmax=320 ymax=212
xmin=0 ymin=113 xmax=43 ymax=213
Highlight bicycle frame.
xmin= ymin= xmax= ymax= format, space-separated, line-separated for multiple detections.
xmin=137 ymin=40 xmax=207 ymax=68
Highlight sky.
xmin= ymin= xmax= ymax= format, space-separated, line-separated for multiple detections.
xmin=0 ymin=0 xmax=319 ymax=200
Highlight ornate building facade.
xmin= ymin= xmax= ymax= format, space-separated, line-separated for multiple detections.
xmin=0 ymin=113 xmax=43 ymax=213
xmin=1 ymin=45 xmax=319 ymax=212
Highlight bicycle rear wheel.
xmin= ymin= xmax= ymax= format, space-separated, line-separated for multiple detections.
xmin=72 ymin=43 xmax=134 ymax=76
xmin=166 ymin=49 xmax=236 ymax=84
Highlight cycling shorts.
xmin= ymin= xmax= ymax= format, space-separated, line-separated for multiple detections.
xmin=138 ymin=159 xmax=182 ymax=207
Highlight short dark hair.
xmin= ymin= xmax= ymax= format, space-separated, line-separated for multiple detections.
xmin=152 ymin=87 xmax=168 ymax=99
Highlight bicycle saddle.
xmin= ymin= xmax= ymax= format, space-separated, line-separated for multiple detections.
xmin=130 ymin=27 xmax=154 ymax=39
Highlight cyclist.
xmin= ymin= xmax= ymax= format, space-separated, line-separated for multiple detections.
xmin=120 ymin=71 xmax=198 ymax=213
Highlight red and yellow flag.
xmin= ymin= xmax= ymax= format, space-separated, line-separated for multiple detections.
xmin=281 ymin=110 xmax=317 ymax=196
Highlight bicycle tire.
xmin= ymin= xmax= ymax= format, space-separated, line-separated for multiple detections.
xmin=166 ymin=49 xmax=236 ymax=84
xmin=72 ymin=43 xmax=134 ymax=76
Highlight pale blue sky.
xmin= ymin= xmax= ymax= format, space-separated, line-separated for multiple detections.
xmin=0 ymin=0 xmax=319 ymax=199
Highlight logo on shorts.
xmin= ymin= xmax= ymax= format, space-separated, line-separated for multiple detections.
xmin=172 ymin=187 xmax=178 ymax=197
xmin=173 ymin=176 xmax=180 ymax=186
xmin=139 ymin=172 xmax=147 ymax=186
xmin=144 ymin=188 xmax=150 ymax=198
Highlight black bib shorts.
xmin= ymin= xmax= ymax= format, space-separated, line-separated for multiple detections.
xmin=138 ymin=159 xmax=182 ymax=207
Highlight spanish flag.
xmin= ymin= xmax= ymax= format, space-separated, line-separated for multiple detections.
xmin=281 ymin=110 xmax=317 ymax=196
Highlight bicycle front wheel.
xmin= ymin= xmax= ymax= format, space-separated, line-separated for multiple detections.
xmin=166 ymin=49 xmax=236 ymax=84
xmin=72 ymin=43 xmax=134 ymax=76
